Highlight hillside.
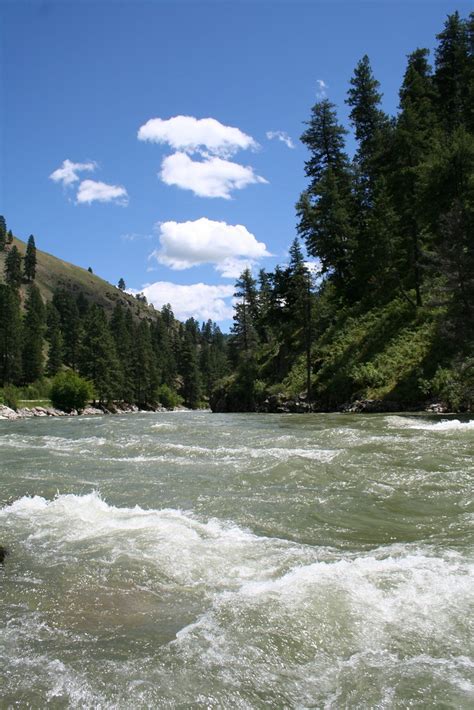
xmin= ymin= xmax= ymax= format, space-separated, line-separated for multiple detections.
xmin=0 ymin=237 xmax=156 ymax=321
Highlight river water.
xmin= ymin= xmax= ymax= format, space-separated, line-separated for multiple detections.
xmin=0 ymin=411 xmax=473 ymax=708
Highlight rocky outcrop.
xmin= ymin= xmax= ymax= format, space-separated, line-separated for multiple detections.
xmin=257 ymin=392 xmax=314 ymax=414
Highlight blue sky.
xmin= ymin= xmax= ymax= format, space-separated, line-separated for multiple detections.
xmin=1 ymin=0 xmax=471 ymax=328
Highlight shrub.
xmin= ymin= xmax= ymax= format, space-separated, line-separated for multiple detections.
xmin=157 ymin=384 xmax=183 ymax=409
xmin=1 ymin=384 xmax=19 ymax=410
xmin=50 ymin=371 xmax=94 ymax=412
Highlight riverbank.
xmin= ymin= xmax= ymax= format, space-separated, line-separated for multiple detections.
xmin=0 ymin=402 xmax=192 ymax=420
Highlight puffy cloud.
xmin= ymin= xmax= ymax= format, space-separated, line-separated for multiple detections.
xmin=137 ymin=115 xmax=257 ymax=157
xmin=266 ymin=130 xmax=295 ymax=149
xmin=151 ymin=217 xmax=270 ymax=275
xmin=316 ymin=79 xmax=328 ymax=98
xmin=133 ymin=281 xmax=235 ymax=322
xmin=160 ymin=152 xmax=267 ymax=199
xmin=49 ymin=158 xmax=96 ymax=186
xmin=76 ymin=180 xmax=129 ymax=205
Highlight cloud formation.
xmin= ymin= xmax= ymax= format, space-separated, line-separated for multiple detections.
xmin=76 ymin=180 xmax=129 ymax=205
xmin=134 ymin=281 xmax=235 ymax=321
xmin=151 ymin=217 xmax=270 ymax=276
xmin=49 ymin=159 xmax=96 ymax=186
xmin=266 ymin=130 xmax=295 ymax=149
xmin=160 ymin=152 xmax=267 ymax=199
xmin=137 ymin=115 xmax=257 ymax=157
xmin=316 ymin=79 xmax=328 ymax=98
xmin=138 ymin=114 xmax=267 ymax=199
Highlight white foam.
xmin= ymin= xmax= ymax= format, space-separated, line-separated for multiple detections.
xmin=386 ymin=415 xmax=474 ymax=431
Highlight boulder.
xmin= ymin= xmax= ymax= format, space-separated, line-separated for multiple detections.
xmin=0 ymin=405 xmax=19 ymax=420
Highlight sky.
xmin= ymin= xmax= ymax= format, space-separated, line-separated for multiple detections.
xmin=1 ymin=0 xmax=471 ymax=329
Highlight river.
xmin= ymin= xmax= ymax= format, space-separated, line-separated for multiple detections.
xmin=0 ymin=411 xmax=473 ymax=708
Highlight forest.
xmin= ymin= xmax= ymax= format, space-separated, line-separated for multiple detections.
xmin=1 ymin=11 xmax=473 ymax=413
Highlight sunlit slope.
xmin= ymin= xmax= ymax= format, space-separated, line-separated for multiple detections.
xmin=0 ymin=237 xmax=155 ymax=320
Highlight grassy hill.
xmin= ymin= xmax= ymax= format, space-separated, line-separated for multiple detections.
xmin=0 ymin=237 xmax=157 ymax=320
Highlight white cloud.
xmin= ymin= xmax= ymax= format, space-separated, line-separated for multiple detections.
xmin=49 ymin=159 xmax=96 ymax=186
xmin=266 ymin=130 xmax=295 ymax=149
xmin=160 ymin=152 xmax=267 ymax=199
xmin=76 ymin=180 xmax=129 ymax=205
xmin=137 ymin=115 xmax=257 ymax=157
xmin=132 ymin=281 xmax=235 ymax=322
xmin=316 ymin=79 xmax=328 ymax=98
xmin=151 ymin=217 xmax=270 ymax=276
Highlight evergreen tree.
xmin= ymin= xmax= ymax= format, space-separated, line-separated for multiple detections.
xmin=132 ymin=320 xmax=158 ymax=405
xmin=110 ymin=303 xmax=134 ymax=401
xmin=435 ymin=11 xmax=470 ymax=131
xmin=52 ymin=289 xmax=82 ymax=369
xmin=4 ymin=246 xmax=23 ymax=288
xmin=151 ymin=315 xmax=177 ymax=389
xmin=118 ymin=278 xmax=126 ymax=291
xmin=346 ymin=55 xmax=395 ymax=301
xmin=346 ymin=54 xmax=391 ymax=191
xmin=296 ymin=100 xmax=355 ymax=295
xmin=78 ymin=304 xmax=122 ymax=403
xmin=180 ymin=329 xmax=202 ymax=408
xmin=0 ymin=285 xmax=22 ymax=386
xmin=392 ymin=48 xmax=438 ymax=305
xmin=230 ymin=268 xmax=259 ymax=360
xmin=22 ymin=284 xmax=45 ymax=383
xmin=45 ymin=302 xmax=64 ymax=377
xmin=6 ymin=230 xmax=13 ymax=245
xmin=24 ymin=235 xmax=37 ymax=282
xmin=0 ymin=216 xmax=6 ymax=251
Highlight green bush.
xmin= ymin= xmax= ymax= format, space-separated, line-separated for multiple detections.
xmin=1 ymin=384 xmax=19 ymax=410
xmin=426 ymin=360 xmax=474 ymax=411
xmin=157 ymin=384 xmax=183 ymax=409
xmin=50 ymin=371 xmax=94 ymax=412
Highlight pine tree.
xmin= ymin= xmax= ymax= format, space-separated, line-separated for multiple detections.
xmin=6 ymin=230 xmax=13 ymax=245
xmin=346 ymin=54 xmax=391 ymax=191
xmin=132 ymin=320 xmax=158 ymax=405
xmin=230 ymin=268 xmax=259 ymax=359
xmin=4 ymin=246 xmax=23 ymax=288
xmin=0 ymin=285 xmax=22 ymax=386
xmin=297 ymin=100 xmax=355 ymax=296
xmin=118 ymin=278 xmax=126 ymax=291
xmin=45 ymin=302 xmax=64 ymax=377
xmin=24 ymin=235 xmax=37 ymax=282
xmin=78 ymin=304 xmax=122 ymax=403
xmin=346 ymin=55 xmax=396 ymax=301
xmin=22 ymin=284 xmax=45 ymax=383
xmin=392 ymin=48 xmax=438 ymax=305
xmin=0 ymin=216 xmax=6 ymax=251
xmin=435 ymin=11 xmax=470 ymax=131
xmin=52 ymin=289 xmax=82 ymax=369
xmin=110 ymin=303 xmax=134 ymax=401
xmin=180 ymin=329 xmax=202 ymax=408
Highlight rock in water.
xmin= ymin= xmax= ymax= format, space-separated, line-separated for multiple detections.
xmin=0 ymin=546 xmax=8 ymax=563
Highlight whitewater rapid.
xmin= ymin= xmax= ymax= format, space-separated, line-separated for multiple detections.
xmin=1 ymin=411 xmax=473 ymax=707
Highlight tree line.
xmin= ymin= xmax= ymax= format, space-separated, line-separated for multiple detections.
xmin=0 ymin=219 xmax=229 ymax=409
xmin=221 ymin=11 xmax=474 ymax=411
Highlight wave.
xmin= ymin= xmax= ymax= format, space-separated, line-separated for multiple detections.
xmin=386 ymin=415 xmax=474 ymax=432
xmin=2 ymin=492 xmax=473 ymax=708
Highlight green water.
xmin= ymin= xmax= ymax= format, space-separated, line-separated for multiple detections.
xmin=0 ymin=411 xmax=473 ymax=708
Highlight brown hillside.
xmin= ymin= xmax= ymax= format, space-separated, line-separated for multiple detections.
xmin=0 ymin=237 xmax=158 ymax=321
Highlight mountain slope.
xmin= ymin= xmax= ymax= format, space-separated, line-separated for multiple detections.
xmin=0 ymin=237 xmax=156 ymax=320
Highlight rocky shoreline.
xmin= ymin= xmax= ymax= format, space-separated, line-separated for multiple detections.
xmin=0 ymin=402 xmax=191 ymax=421
xmin=254 ymin=393 xmax=449 ymax=414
